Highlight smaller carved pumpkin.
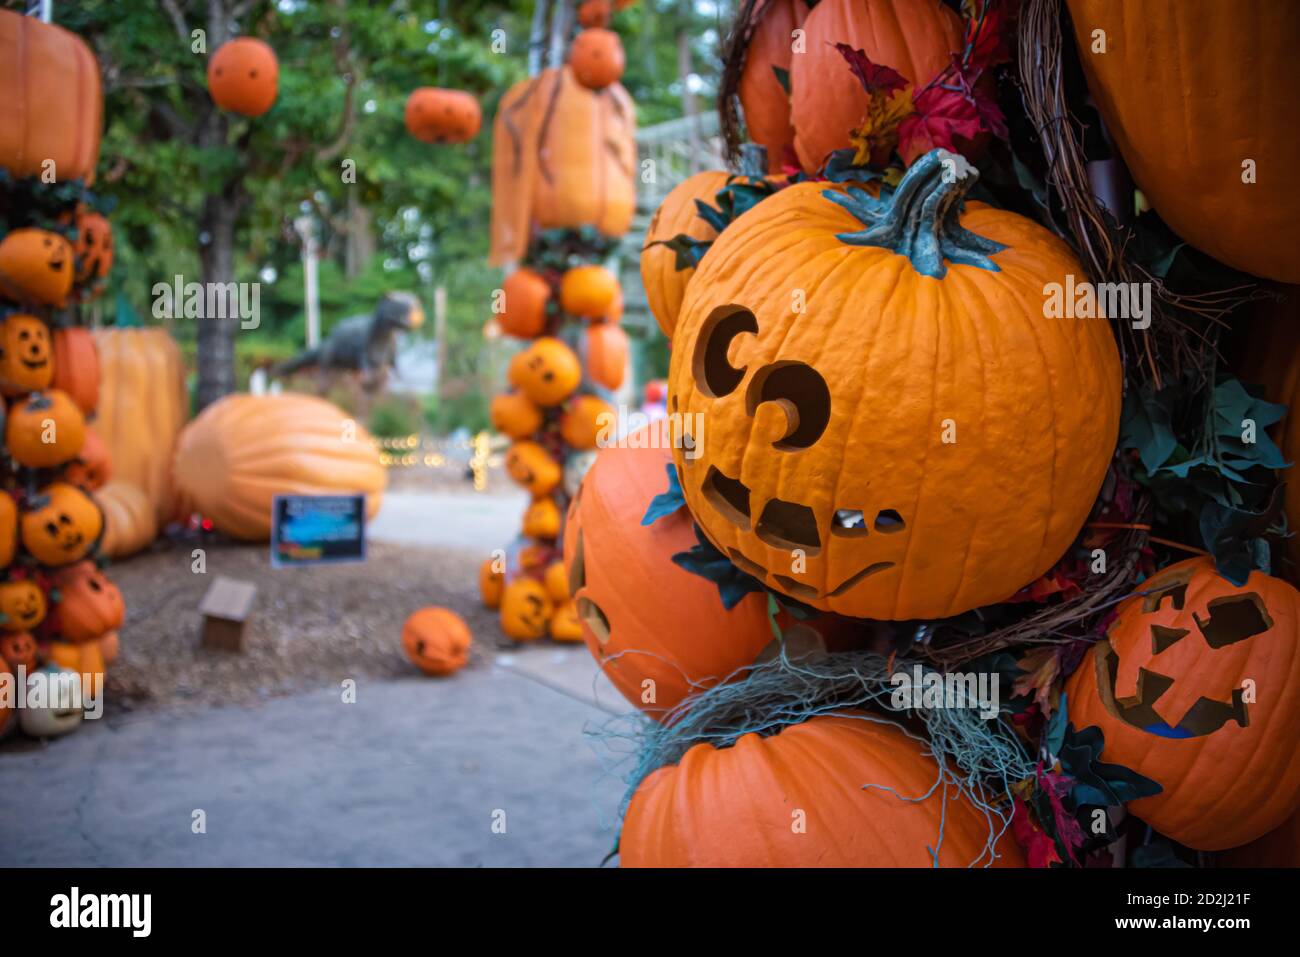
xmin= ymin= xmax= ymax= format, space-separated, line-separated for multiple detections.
xmin=559 ymin=394 xmax=613 ymax=450
xmin=500 ymin=578 xmax=554 ymax=642
xmin=207 ymin=37 xmax=279 ymax=117
xmin=44 ymin=638 xmax=105 ymax=687
xmin=498 ymin=268 xmax=552 ymax=338
xmin=65 ymin=424 xmax=111 ymax=491
xmin=522 ymin=497 xmax=562 ymax=540
xmin=404 ymin=88 xmax=482 ymax=144
xmin=402 ymin=607 xmax=472 ymax=676
xmin=51 ymin=561 xmax=124 ymax=644
xmin=72 ymin=208 xmax=113 ymax=284
xmin=570 ymin=28 xmax=625 ymax=90
xmin=560 ymin=265 xmax=620 ymax=320
xmin=0 ymin=494 xmax=16 ymax=570
xmin=6 ymin=389 xmax=86 ymax=468
xmin=505 ymin=441 xmax=562 ymax=497
xmin=20 ymin=482 xmax=103 ymax=567
xmin=50 ymin=326 xmax=100 ymax=415
xmin=490 ymin=391 xmax=543 ymax=440
xmin=0 ymin=229 xmax=74 ymax=307
xmin=0 ymin=581 xmax=46 ymax=633
xmin=584 ymin=323 xmax=628 ymax=390
xmin=479 ymin=558 xmax=504 ymax=609
xmin=0 ymin=629 xmax=38 ymax=669
xmin=549 ymin=600 xmax=584 ymax=642
xmin=0 ymin=312 xmax=54 ymax=395
xmin=508 ymin=337 xmax=582 ymax=407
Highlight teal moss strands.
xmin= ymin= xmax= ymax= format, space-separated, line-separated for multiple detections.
xmin=822 ymin=148 xmax=1006 ymax=279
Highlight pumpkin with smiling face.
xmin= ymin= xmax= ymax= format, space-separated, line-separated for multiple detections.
xmin=499 ymin=578 xmax=554 ymax=642
xmin=0 ymin=582 xmax=46 ymax=634
xmin=20 ymin=482 xmax=103 ymax=567
xmin=508 ymin=336 xmax=582 ymax=407
xmin=0 ymin=629 xmax=38 ymax=669
xmin=404 ymin=88 xmax=482 ymax=144
xmin=505 ymin=441 xmax=562 ymax=497
xmin=6 ymin=389 xmax=86 ymax=469
xmin=668 ymin=151 xmax=1122 ymax=621
xmin=401 ymin=607 xmax=472 ymax=676
xmin=72 ymin=208 xmax=113 ymax=285
xmin=207 ymin=37 xmax=279 ymax=117
xmin=0 ymin=313 xmax=54 ymax=395
xmin=0 ymin=229 xmax=75 ymax=307
xmin=65 ymin=424 xmax=111 ymax=491
xmin=1066 ymin=557 xmax=1300 ymax=850
xmin=50 ymin=561 xmax=124 ymax=645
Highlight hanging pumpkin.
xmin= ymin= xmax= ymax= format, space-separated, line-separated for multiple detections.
xmin=207 ymin=37 xmax=279 ymax=117
xmin=49 ymin=561 xmax=124 ymax=645
xmin=0 ymin=493 xmax=15 ymax=569
xmin=738 ymin=0 xmax=810 ymax=174
xmin=94 ymin=327 xmax=188 ymax=524
xmin=489 ymin=67 xmax=636 ymax=265
xmin=0 ymin=9 xmax=103 ymax=184
xmin=668 ymin=151 xmax=1121 ymax=620
xmin=490 ymin=391 xmax=544 ymax=440
xmin=404 ymin=87 xmax=482 ymax=144
xmin=65 ymin=424 xmax=111 ymax=491
xmin=789 ymin=0 xmax=964 ymax=173
xmin=522 ymin=497 xmax=562 ymax=540
xmin=71 ymin=208 xmax=113 ymax=285
xmin=640 ymin=170 xmax=729 ymax=339
xmin=0 ymin=581 xmax=46 ymax=634
xmin=1066 ymin=557 xmax=1300 ymax=850
xmin=549 ymin=601 xmax=584 ymax=642
xmin=173 ymin=393 xmax=386 ymax=541
xmin=577 ymin=0 xmax=613 ymax=28
xmin=1067 ymin=0 xmax=1300 ymax=282
xmin=479 ymin=558 xmax=504 ymax=609
xmin=402 ymin=607 xmax=472 ymax=677
xmin=621 ymin=714 xmax=1025 ymax=866
xmin=50 ymin=325 xmax=100 ymax=415
xmin=93 ymin=481 xmax=158 ymax=559
xmin=504 ymin=441 xmax=562 ymax=497
xmin=584 ymin=322 xmax=628 ymax=392
xmin=559 ymin=264 xmax=620 ymax=320
xmin=559 ymin=394 xmax=613 ymax=450
xmin=0 ymin=629 xmax=38 ymax=668
xmin=507 ymin=336 xmax=582 ymax=407
xmin=20 ymin=482 xmax=102 ymax=567
xmin=5 ymin=389 xmax=86 ymax=469
xmin=569 ymin=28 xmax=626 ymax=91
xmin=500 ymin=577 xmax=554 ymax=642
xmin=564 ymin=420 xmax=771 ymax=719
xmin=0 ymin=228 xmax=75 ymax=307
xmin=0 ymin=312 xmax=54 ymax=395
xmin=498 ymin=268 xmax=552 ymax=338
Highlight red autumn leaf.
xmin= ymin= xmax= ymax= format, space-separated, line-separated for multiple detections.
xmin=833 ymin=42 xmax=908 ymax=95
xmin=1011 ymin=799 xmax=1062 ymax=869
xmin=964 ymin=0 xmax=1013 ymax=70
xmin=897 ymin=83 xmax=984 ymax=162
xmin=1039 ymin=767 xmax=1088 ymax=865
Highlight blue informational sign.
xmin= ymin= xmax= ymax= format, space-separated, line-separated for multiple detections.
xmin=270 ymin=494 xmax=367 ymax=567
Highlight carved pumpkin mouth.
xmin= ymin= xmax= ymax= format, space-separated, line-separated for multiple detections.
xmin=20 ymin=357 xmax=46 ymax=369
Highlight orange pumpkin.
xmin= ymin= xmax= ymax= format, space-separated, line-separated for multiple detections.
xmin=71 ymin=208 xmax=113 ymax=284
xmin=207 ymin=37 xmax=279 ymax=117
xmin=669 ymin=152 xmax=1121 ymax=620
xmin=50 ymin=326 xmax=100 ymax=415
xmin=570 ymin=28 xmax=625 ymax=90
xmin=50 ymin=561 xmax=124 ymax=645
xmin=0 ymin=629 xmax=38 ymax=667
xmin=43 ymin=638 xmax=105 ymax=686
xmin=0 ymin=9 xmax=103 ymax=184
xmin=498 ymin=268 xmax=552 ymax=338
xmin=640 ymin=170 xmax=730 ymax=338
xmin=66 ymin=424 xmax=111 ymax=491
xmin=1218 ymin=809 xmax=1300 ymax=868
xmin=621 ymin=715 xmax=1026 ymax=867
xmin=507 ymin=336 xmax=582 ymax=407
xmin=549 ymin=600 xmax=584 ymax=642
xmin=559 ymin=394 xmax=614 ymax=450
xmin=93 ymin=481 xmax=157 ymax=559
xmin=559 ymin=264 xmax=620 ymax=320
xmin=0 ymin=312 xmax=54 ymax=395
xmin=489 ymin=391 xmax=543 ymax=440
xmin=479 ymin=558 xmax=504 ymax=609
xmin=0 ymin=582 xmax=46 ymax=634
xmin=500 ymin=578 xmax=554 ymax=642
xmin=789 ymin=0 xmax=964 ymax=173
xmin=522 ymin=497 xmax=562 ymax=540
xmin=0 ymin=493 xmax=16 ymax=569
xmin=5 ymin=389 xmax=86 ymax=469
xmin=577 ymin=0 xmax=613 ymax=28
xmin=402 ymin=607 xmax=472 ymax=676
xmin=404 ymin=87 xmax=482 ymax=144
xmin=173 ymin=393 xmax=386 ymax=541
xmin=584 ymin=323 xmax=627 ymax=391
xmin=543 ymin=560 xmax=569 ymax=603
xmin=505 ymin=441 xmax=562 ymax=497
xmin=0 ymin=228 xmax=75 ymax=307
xmin=1066 ymin=558 xmax=1300 ymax=850
xmin=1067 ymin=0 xmax=1300 ymax=282
xmin=564 ymin=421 xmax=772 ymax=719
xmin=20 ymin=482 xmax=102 ymax=567
xmin=738 ymin=0 xmax=809 ymax=174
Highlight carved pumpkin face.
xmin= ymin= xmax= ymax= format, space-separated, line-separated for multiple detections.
xmin=20 ymin=482 xmax=103 ymax=567
xmin=508 ymin=337 xmax=581 ymax=407
xmin=0 ymin=629 xmax=38 ymax=669
xmin=52 ymin=561 xmax=124 ymax=644
xmin=490 ymin=391 xmax=543 ymax=440
xmin=401 ymin=607 xmax=472 ymax=676
xmin=66 ymin=424 xmax=111 ymax=491
xmin=499 ymin=578 xmax=554 ymax=642
xmin=72 ymin=208 xmax=114 ymax=284
xmin=668 ymin=153 xmax=1121 ymax=621
xmin=0 ymin=582 xmax=46 ymax=634
xmin=505 ymin=441 xmax=562 ymax=497
xmin=18 ymin=665 xmax=83 ymax=738
xmin=1067 ymin=557 xmax=1300 ymax=850
xmin=479 ymin=558 xmax=504 ymax=610
xmin=404 ymin=88 xmax=482 ymax=144
xmin=0 ymin=313 xmax=54 ymax=395
xmin=6 ymin=389 xmax=87 ymax=469
xmin=207 ymin=37 xmax=279 ymax=117
xmin=522 ymin=497 xmax=562 ymax=540
xmin=0 ymin=229 xmax=74 ymax=307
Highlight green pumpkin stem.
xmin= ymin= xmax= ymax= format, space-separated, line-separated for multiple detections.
xmin=823 ymin=149 xmax=1005 ymax=278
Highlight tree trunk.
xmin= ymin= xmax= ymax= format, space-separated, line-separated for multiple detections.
xmin=344 ymin=191 xmax=375 ymax=278
xmin=196 ymin=189 xmax=239 ymax=410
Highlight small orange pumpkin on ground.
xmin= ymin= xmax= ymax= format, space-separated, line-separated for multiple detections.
xmin=51 ymin=561 xmax=124 ymax=644
xmin=20 ymin=482 xmax=103 ymax=567
xmin=402 ymin=607 xmax=472 ymax=676
xmin=44 ymin=638 xmax=105 ymax=687
xmin=0 ymin=581 xmax=46 ymax=634
xmin=50 ymin=326 xmax=100 ymax=415
xmin=0 ymin=312 xmax=54 ymax=395
xmin=0 ymin=229 xmax=74 ymax=307
xmin=505 ymin=441 xmax=562 ymax=497
xmin=498 ymin=268 xmax=552 ymax=338
xmin=479 ymin=558 xmax=504 ymax=609
xmin=508 ymin=337 xmax=582 ymax=407
xmin=559 ymin=394 xmax=613 ymax=450
xmin=6 ymin=389 xmax=86 ymax=468
xmin=559 ymin=264 xmax=620 ymax=320
xmin=404 ymin=87 xmax=482 ymax=144
xmin=569 ymin=28 xmax=625 ymax=90
xmin=207 ymin=37 xmax=279 ymax=117
xmin=500 ymin=578 xmax=554 ymax=642
xmin=489 ymin=391 xmax=544 ymax=440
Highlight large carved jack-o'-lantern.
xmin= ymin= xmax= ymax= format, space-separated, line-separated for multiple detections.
xmin=668 ymin=150 xmax=1121 ymax=620
xmin=1067 ymin=557 xmax=1300 ymax=850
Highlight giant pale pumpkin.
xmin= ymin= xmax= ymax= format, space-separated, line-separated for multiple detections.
xmin=737 ymin=0 xmax=809 ymax=174
xmin=563 ymin=420 xmax=771 ymax=720
xmin=1066 ymin=557 xmax=1300 ymax=850
xmin=0 ymin=9 xmax=102 ymax=184
xmin=669 ymin=151 xmax=1121 ymax=620
xmin=94 ymin=328 xmax=188 ymax=524
xmin=1067 ymin=0 xmax=1300 ymax=282
xmin=489 ymin=67 xmax=636 ymax=265
xmin=789 ymin=0 xmax=963 ymax=173
xmin=621 ymin=714 xmax=1025 ymax=867
xmin=640 ymin=170 xmax=729 ymax=339
xmin=93 ymin=481 xmax=158 ymax=559
xmin=173 ymin=393 xmax=386 ymax=541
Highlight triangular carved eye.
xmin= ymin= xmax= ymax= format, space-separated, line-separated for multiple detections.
xmin=1151 ymin=625 xmax=1189 ymax=654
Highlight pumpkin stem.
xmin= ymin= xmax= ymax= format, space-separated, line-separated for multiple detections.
xmin=823 ymin=149 xmax=1005 ymax=278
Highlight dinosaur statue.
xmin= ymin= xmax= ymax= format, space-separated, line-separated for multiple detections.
xmin=273 ymin=291 xmax=425 ymax=393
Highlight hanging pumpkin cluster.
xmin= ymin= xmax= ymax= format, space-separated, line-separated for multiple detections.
xmin=0 ymin=10 xmax=123 ymax=742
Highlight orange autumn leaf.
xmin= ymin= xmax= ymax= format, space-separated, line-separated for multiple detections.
xmin=849 ymin=87 xmax=915 ymax=167
xmin=1012 ymin=646 xmax=1061 ymax=717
